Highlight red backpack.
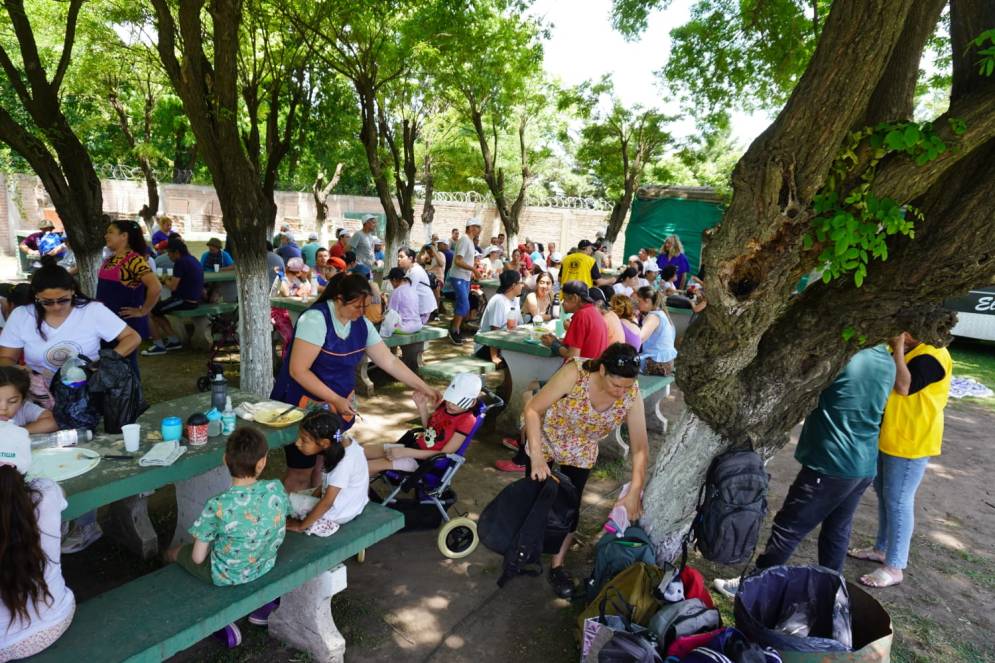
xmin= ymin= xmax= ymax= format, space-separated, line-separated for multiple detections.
xmin=680 ymin=566 xmax=715 ymax=609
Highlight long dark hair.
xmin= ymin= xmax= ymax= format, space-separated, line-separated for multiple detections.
xmin=0 ymin=466 xmax=51 ymax=627
xmin=615 ymin=267 xmax=638 ymax=284
xmin=30 ymin=257 xmax=91 ymax=340
xmin=316 ymin=272 xmax=372 ymax=306
xmin=300 ymin=410 xmax=347 ymax=472
xmin=0 ymin=365 xmax=30 ymax=399
xmin=107 ymin=216 xmax=149 ymax=257
xmin=582 ymin=342 xmax=640 ymax=379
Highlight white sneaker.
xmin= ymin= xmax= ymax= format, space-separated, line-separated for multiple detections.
xmin=61 ymin=522 xmax=103 ymax=554
xmin=713 ymin=576 xmax=740 ymax=599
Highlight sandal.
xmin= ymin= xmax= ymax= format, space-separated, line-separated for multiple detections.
xmin=859 ymin=567 xmax=903 ymax=589
xmin=847 ymin=547 xmax=885 ymax=563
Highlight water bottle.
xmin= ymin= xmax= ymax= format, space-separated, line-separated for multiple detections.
xmin=221 ymin=397 xmax=236 ymax=435
xmin=210 ymin=372 xmax=228 ymax=411
xmin=30 ymin=429 xmax=93 ymax=449
xmin=269 ymin=269 xmax=286 ymax=297
xmin=61 ymin=356 xmax=87 ymax=388
xmin=551 ymin=292 xmax=560 ymax=322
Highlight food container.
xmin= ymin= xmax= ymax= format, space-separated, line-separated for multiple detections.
xmin=186 ymin=413 xmax=210 ymax=446
xmin=161 ymin=416 xmax=183 ymax=442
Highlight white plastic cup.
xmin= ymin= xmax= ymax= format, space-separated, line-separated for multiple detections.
xmin=213 ymin=264 xmax=220 ymax=272
xmin=122 ymin=423 xmax=141 ymax=452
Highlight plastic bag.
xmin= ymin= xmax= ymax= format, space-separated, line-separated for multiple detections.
xmin=50 ymin=355 xmax=100 ymax=430
xmin=87 ymin=348 xmax=143 ymax=434
xmin=734 ymin=565 xmax=852 ymax=652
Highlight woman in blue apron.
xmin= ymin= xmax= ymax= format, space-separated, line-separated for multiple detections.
xmin=272 ymin=272 xmax=442 ymax=492
xmin=97 ymin=219 xmax=161 ymax=375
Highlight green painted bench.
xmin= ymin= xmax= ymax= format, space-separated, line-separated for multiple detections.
xmin=418 ymin=356 xmax=497 ymax=381
xmin=30 ymin=503 xmax=403 ymax=663
xmin=356 ymin=326 xmax=448 ymax=396
xmin=165 ymin=303 xmax=238 ymax=351
xmin=604 ymin=375 xmax=675 ymax=459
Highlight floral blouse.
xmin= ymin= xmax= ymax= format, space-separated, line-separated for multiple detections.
xmin=540 ymin=361 xmax=639 ymax=469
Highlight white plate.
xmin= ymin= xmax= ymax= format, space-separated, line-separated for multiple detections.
xmin=28 ymin=447 xmax=101 ymax=482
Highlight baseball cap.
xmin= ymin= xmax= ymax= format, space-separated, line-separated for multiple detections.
xmin=561 ymin=280 xmax=593 ymax=303
xmin=336 ymin=228 xmax=350 ymax=238
xmin=644 ymin=261 xmax=660 ymax=273
xmin=549 ymin=252 xmax=563 ymax=263
xmin=578 ymin=239 xmax=594 ymax=250
xmin=286 ymin=257 xmax=305 ymax=272
xmin=206 ymin=237 xmax=223 ymax=248
xmin=443 ymin=373 xmax=482 ymax=410
xmin=386 ymin=266 xmax=407 ymax=281
xmin=0 ymin=423 xmax=31 ymax=474
xmin=308 ymin=232 xmax=319 ymax=241
xmin=436 ymin=239 xmax=449 ymax=247
xmin=350 ymin=263 xmax=372 ymax=279
xmin=328 ymin=256 xmax=346 ymax=271
xmin=39 ymin=219 xmax=56 ymax=230
xmin=466 ymin=218 xmax=482 ymax=228
xmin=362 ymin=214 xmax=377 ymax=224
xmin=497 ymin=269 xmax=521 ymax=293
xmin=485 ymin=245 xmax=502 ymax=255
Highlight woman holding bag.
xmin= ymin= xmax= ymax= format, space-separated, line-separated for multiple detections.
xmin=523 ymin=343 xmax=649 ymax=599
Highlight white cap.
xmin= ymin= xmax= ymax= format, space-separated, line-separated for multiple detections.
xmin=362 ymin=214 xmax=377 ymax=223
xmin=0 ymin=423 xmax=31 ymax=474
xmin=628 ymin=255 xmax=640 ymax=262
xmin=336 ymin=228 xmax=350 ymax=238
xmin=550 ymin=252 xmax=563 ymax=262
xmin=308 ymin=232 xmax=319 ymax=240
xmin=466 ymin=218 xmax=482 ymax=228
xmin=644 ymin=261 xmax=660 ymax=273
xmin=485 ymin=245 xmax=502 ymax=255
xmin=443 ymin=373 xmax=482 ymax=410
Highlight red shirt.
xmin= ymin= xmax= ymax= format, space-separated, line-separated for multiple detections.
xmin=415 ymin=405 xmax=477 ymax=450
xmin=330 ymin=241 xmax=347 ymax=259
xmin=563 ymin=303 xmax=609 ymax=360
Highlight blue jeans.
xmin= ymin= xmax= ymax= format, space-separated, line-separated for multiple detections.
xmin=755 ymin=466 xmax=873 ymax=572
xmin=873 ymin=452 xmax=930 ymax=569
xmin=450 ymin=278 xmax=470 ymax=317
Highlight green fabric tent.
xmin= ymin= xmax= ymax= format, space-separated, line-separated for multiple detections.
xmin=623 ymin=193 xmax=725 ymax=273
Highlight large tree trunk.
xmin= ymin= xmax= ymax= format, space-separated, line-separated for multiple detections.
xmin=604 ymin=177 xmax=637 ymax=243
xmin=642 ymin=0 xmax=995 ymax=561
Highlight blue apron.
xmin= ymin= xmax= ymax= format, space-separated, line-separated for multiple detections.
xmin=270 ymin=301 xmax=367 ymax=428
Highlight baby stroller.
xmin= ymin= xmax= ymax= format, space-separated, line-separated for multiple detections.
xmin=369 ymin=388 xmax=504 ymax=559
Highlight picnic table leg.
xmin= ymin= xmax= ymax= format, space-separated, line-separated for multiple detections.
xmin=494 ymin=352 xmax=561 ymax=433
xmin=355 ymin=360 xmax=374 ymax=397
xmin=106 ymin=494 xmax=159 ymax=560
xmin=164 ymin=314 xmax=190 ymax=346
xmin=269 ymin=566 xmax=347 ymax=663
xmin=190 ymin=316 xmax=214 ymax=351
xmin=169 ymin=465 xmax=231 ymax=548
xmin=398 ymin=341 xmax=425 ymax=373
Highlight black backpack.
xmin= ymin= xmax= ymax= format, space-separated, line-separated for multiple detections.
xmin=691 ymin=449 xmax=768 ymax=565
xmin=478 ymin=471 xmax=578 ymax=587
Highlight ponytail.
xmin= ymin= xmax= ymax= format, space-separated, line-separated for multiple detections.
xmin=300 ymin=410 xmax=347 ymax=472
xmin=582 ymin=342 xmax=640 ymax=379
xmin=0 ymin=467 xmax=51 ymax=627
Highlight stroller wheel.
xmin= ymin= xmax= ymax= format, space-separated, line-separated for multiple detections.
xmin=196 ymin=376 xmax=210 ymax=392
xmin=438 ymin=517 xmax=478 ymax=559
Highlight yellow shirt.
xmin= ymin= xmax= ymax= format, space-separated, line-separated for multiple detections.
xmin=559 ymin=252 xmax=595 ymax=287
xmin=878 ymin=343 xmax=952 ymax=459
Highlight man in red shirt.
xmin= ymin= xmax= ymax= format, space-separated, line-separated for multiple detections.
xmin=329 ymin=228 xmax=350 ymax=259
xmin=541 ymin=281 xmax=609 ymax=361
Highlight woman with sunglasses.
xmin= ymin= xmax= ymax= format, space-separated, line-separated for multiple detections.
xmin=522 ymin=343 xmax=648 ymax=599
xmin=271 ymin=273 xmax=441 ymax=492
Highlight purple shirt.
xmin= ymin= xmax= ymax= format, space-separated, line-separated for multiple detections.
xmin=656 ymin=253 xmax=691 ymax=285
xmin=387 ymin=283 xmax=423 ymax=333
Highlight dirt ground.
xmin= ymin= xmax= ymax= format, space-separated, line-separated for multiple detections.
xmin=63 ymin=336 xmax=995 ymax=663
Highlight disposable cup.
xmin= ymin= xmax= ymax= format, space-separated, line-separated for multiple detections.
xmin=122 ymin=423 xmax=141 ymax=452
xmin=213 ymin=264 xmax=220 ymax=272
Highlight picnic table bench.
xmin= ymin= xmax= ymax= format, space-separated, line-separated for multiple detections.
xmin=165 ymin=302 xmax=238 ymax=351
xmin=356 ymin=325 xmax=448 ymax=396
xmin=31 ymin=505 xmax=402 ymax=663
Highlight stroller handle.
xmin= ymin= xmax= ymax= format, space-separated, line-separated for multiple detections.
xmin=479 ymin=387 xmax=505 ymax=413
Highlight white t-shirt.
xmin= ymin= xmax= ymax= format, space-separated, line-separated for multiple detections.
xmin=449 ymin=235 xmax=476 ymax=281
xmin=0 ymin=303 xmax=126 ymax=377
xmin=406 ymin=263 xmax=437 ymax=322
xmin=320 ymin=439 xmax=369 ymax=525
xmin=0 ymin=479 xmax=74 ymax=647
xmin=613 ymin=283 xmax=634 ymax=298
xmin=0 ymin=400 xmax=46 ymax=426
xmin=348 ymin=231 xmax=375 ymax=267
xmin=475 ymin=294 xmax=521 ymax=351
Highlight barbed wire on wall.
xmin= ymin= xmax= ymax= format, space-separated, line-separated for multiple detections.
xmin=420 ymin=190 xmax=612 ymax=211
xmin=93 ymin=163 xmax=194 ymax=184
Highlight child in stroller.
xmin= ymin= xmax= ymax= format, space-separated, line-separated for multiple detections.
xmin=367 ymin=372 xmax=502 ymax=559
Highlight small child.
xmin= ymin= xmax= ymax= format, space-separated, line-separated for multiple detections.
xmin=286 ymin=411 xmax=370 ymax=537
xmin=165 ymin=427 xmax=289 ymax=647
xmin=365 ymin=373 xmax=481 ymax=475
xmin=0 ymin=365 xmax=57 ymax=434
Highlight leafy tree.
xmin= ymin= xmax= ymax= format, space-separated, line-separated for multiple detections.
xmin=562 ymin=76 xmax=671 ymax=242
xmin=610 ymin=0 xmax=995 ymax=561
xmin=651 ymin=122 xmax=741 ymax=195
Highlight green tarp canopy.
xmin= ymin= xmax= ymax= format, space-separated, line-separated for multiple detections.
xmin=623 ymin=194 xmax=725 ymax=273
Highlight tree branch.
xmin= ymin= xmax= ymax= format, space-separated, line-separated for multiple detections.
xmin=51 ymin=0 xmax=84 ymax=94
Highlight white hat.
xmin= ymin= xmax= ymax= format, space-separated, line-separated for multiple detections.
xmin=466 ymin=218 xmax=482 ymax=228
xmin=485 ymin=245 xmax=502 ymax=255
xmin=336 ymin=228 xmax=350 ymax=238
xmin=644 ymin=261 xmax=660 ymax=273
xmin=628 ymin=255 xmax=640 ymax=262
xmin=0 ymin=423 xmax=32 ymax=474
xmin=550 ymin=252 xmax=563 ymax=263
xmin=436 ymin=239 xmax=449 ymax=247
xmin=443 ymin=373 xmax=482 ymax=410
xmin=308 ymin=231 xmax=319 ymax=240
xmin=362 ymin=214 xmax=377 ymax=224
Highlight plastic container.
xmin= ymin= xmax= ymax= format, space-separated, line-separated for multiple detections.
xmin=186 ymin=413 xmax=209 ymax=446
xmin=161 ymin=416 xmax=183 ymax=442
xmin=205 ymin=408 xmax=222 ymax=437
xmin=29 ymin=429 xmax=92 ymax=449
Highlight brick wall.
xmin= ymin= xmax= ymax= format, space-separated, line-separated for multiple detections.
xmin=0 ymin=176 xmax=631 ymax=264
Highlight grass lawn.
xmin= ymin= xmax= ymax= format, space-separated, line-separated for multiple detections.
xmin=950 ymin=338 xmax=995 ymax=412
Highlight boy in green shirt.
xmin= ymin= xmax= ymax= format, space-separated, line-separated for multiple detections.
xmin=165 ymin=427 xmax=290 ymax=647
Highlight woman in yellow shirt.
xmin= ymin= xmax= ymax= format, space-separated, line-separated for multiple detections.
xmin=851 ymin=333 xmax=951 ymax=588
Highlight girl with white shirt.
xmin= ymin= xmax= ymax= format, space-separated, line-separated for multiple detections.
xmin=397 ymin=248 xmax=438 ymax=323
xmin=0 ymin=424 xmax=75 ymax=659
xmin=612 ymin=267 xmax=640 ymax=299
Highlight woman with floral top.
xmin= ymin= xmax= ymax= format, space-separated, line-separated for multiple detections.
xmin=523 ymin=342 xmax=648 ymax=599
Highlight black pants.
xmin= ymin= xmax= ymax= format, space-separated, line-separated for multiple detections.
xmin=756 ymin=466 xmax=873 ymax=572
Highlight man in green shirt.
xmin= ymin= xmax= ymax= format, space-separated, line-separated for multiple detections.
xmin=715 ymin=345 xmax=895 ymax=597
xmin=301 ymin=232 xmax=322 ymax=268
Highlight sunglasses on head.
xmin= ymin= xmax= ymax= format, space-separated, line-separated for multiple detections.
xmin=36 ymin=296 xmax=72 ymax=307
xmin=612 ymin=355 xmax=640 ymax=369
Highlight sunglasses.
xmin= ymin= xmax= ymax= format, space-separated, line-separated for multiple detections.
xmin=36 ymin=296 xmax=72 ymax=307
xmin=612 ymin=356 xmax=641 ymax=369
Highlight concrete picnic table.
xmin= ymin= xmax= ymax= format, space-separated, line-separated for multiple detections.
xmin=204 ymin=269 xmax=237 ymax=283
xmin=58 ymin=390 xmax=300 ymax=559
xmin=476 ymin=278 xmax=500 ymax=300
xmin=357 ymin=325 xmax=448 ymax=396
xmin=271 ymin=295 xmax=314 ymax=324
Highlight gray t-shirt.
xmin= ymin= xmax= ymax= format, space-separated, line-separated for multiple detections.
xmin=349 ymin=231 xmax=375 ymax=267
xmin=449 ymin=235 xmax=476 ymax=281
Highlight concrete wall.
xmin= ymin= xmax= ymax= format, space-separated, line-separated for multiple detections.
xmin=1 ymin=175 xmax=631 ymax=263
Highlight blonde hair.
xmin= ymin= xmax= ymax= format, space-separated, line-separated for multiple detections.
xmin=662 ymin=234 xmax=684 ymax=259
xmin=610 ymin=294 xmax=634 ymax=320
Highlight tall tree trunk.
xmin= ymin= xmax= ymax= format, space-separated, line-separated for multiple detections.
xmin=468 ymin=106 xmax=530 ymax=242
xmin=421 ymin=151 xmax=436 ymax=240
xmin=604 ymin=174 xmax=638 ymax=243
xmin=312 ymin=162 xmax=343 ymax=244
xmin=642 ymin=0 xmax=995 ymax=561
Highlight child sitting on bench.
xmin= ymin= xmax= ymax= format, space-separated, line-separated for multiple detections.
xmin=164 ymin=427 xmax=290 ymax=646
xmin=365 ymin=373 xmax=482 ymax=475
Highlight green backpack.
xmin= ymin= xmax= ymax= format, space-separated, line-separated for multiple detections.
xmin=577 ymin=562 xmax=664 ymax=641
xmin=583 ymin=525 xmax=659 ymax=602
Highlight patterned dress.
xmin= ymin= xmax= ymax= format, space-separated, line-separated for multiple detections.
xmin=540 ymin=362 xmax=639 ymax=469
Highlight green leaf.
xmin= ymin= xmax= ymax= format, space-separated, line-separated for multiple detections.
xmin=842 ymin=327 xmax=855 ymax=342
xmin=884 ymin=130 xmax=905 ymax=151
xmin=903 ymin=125 xmax=920 ymax=147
